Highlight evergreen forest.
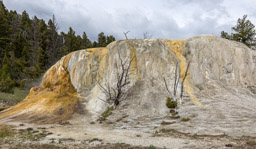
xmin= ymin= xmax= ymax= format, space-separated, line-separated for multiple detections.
xmin=0 ymin=2 xmax=115 ymax=93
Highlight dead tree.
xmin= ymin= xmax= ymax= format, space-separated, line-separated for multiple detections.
xmin=143 ymin=32 xmax=153 ymax=39
xmin=163 ymin=61 xmax=190 ymax=105
xmin=163 ymin=61 xmax=179 ymax=101
xmin=123 ymin=31 xmax=130 ymax=40
xmin=97 ymin=50 xmax=134 ymax=107
xmin=180 ymin=62 xmax=190 ymax=103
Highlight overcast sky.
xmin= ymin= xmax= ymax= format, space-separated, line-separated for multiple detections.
xmin=4 ymin=0 xmax=256 ymax=41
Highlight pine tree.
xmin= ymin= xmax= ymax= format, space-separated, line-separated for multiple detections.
xmin=38 ymin=19 xmax=49 ymax=67
xmin=47 ymin=14 xmax=62 ymax=64
xmin=37 ymin=46 xmax=48 ymax=69
xmin=0 ymin=2 xmax=11 ymax=65
xmin=106 ymin=35 xmax=115 ymax=45
xmin=21 ymin=45 xmax=30 ymax=67
xmin=82 ymin=32 xmax=92 ymax=48
xmin=221 ymin=15 xmax=256 ymax=49
xmin=62 ymin=27 xmax=79 ymax=53
xmin=0 ymin=54 xmax=15 ymax=92
xmin=37 ymin=47 xmax=44 ymax=69
xmin=0 ymin=54 xmax=11 ymax=78
xmin=0 ymin=1 xmax=117 ymax=87
xmin=97 ymin=32 xmax=107 ymax=47
xmin=12 ymin=32 xmax=26 ymax=58
xmin=92 ymin=41 xmax=98 ymax=47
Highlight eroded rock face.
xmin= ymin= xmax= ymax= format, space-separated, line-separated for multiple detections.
xmin=0 ymin=35 xmax=255 ymax=131
xmin=186 ymin=35 xmax=256 ymax=87
xmin=0 ymin=53 xmax=80 ymax=123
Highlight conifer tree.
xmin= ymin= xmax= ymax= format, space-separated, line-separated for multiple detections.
xmin=0 ymin=2 xmax=10 ymax=65
xmin=38 ymin=20 xmax=49 ymax=67
xmin=0 ymin=54 xmax=15 ymax=92
xmin=0 ymin=2 xmax=117 ymax=92
xmin=62 ymin=27 xmax=79 ymax=53
xmin=82 ymin=32 xmax=92 ymax=48
xmin=12 ymin=32 xmax=26 ymax=58
xmin=107 ymin=35 xmax=115 ymax=45
xmin=221 ymin=15 xmax=256 ymax=49
xmin=21 ymin=46 xmax=30 ymax=67
xmin=92 ymin=41 xmax=98 ymax=47
xmin=97 ymin=32 xmax=107 ymax=47
xmin=47 ymin=14 xmax=61 ymax=64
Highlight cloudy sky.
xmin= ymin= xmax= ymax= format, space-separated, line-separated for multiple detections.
xmin=4 ymin=0 xmax=256 ymax=41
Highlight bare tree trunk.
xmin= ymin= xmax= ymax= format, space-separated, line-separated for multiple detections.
xmin=173 ymin=62 xmax=180 ymax=100
xmin=123 ymin=31 xmax=130 ymax=40
xmin=143 ymin=32 xmax=153 ymax=39
xmin=163 ymin=61 xmax=180 ymax=101
xmin=97 ymin=49 xmax=134 ymax=107
xmin=180 ymin=62 xmax=190 ymax=104
xmin=163 ymin=61 xmax=190 ymax=106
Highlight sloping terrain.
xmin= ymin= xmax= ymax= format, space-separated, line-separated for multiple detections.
xmin=0 ymin=35 xmax=255 ymax=148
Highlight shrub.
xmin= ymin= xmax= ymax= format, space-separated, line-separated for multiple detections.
xmin=166 ymin=97 xmax=177 ymax=109
xmin=0 ymin=125 xmax=14 ymax=138
xmin=181 ymin=117 xmax=190 ymax=122
xmin=99 ymin=106 xmax=114 ymax=121
xmin=149 ymin=145 xmax=156 ymax=149
xmin=0 ymin=76 xmax=15 ymax=93
xmin=102 ymin=106 xmax=113 ymax=118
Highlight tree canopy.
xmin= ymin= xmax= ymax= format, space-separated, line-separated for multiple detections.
xmin=0 ymin=2 xmax=116 ymax=93
xmin=221 ymin=15 xmax=256 ymax=50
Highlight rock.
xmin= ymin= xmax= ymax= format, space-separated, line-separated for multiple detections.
xmin=0 ymin=35 xmax=255 ymax=137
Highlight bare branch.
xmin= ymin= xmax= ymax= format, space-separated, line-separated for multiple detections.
xmin=180 ymin=62 xmax=190 ymax=99
xmin=173 ymin=62 xmax=179 ymax=97
xmin=97 ymin=49 xmax=134 ymax=107
xmin=163 ymin=77 xmax=172 ymax=95
xmin=143 ymin=32 xmax=153 ymax=39
xmin=123 ymin=31 xmax=130 ymax=40
xmin=97 ymin=97 xmax=108 ymax=104
xmin=97 ymin=81 xmax=109 ymax=95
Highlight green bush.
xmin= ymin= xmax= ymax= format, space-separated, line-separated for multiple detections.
xmin=0 ymin=76 xmax=15 ymax=93
xmin=0 ymin=126 xmax=14 ymax=138
xmin=99 ymin=106 xmax=114 ymax=121
xmin=16 ymin=79 xmax=25 ymax=88
xmin=102 ymin=106 xmax=113 ymax=118
xmin=181 ymin=117 xmax=190 ymax=122
xmin=166 ymin=97 xmax=177 ymax=109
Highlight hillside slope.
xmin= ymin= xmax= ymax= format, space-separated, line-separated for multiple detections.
xmin=0 ymin=35 xmax=255 ymax=137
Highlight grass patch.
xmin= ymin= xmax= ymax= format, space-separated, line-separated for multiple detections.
xmin=116 ymin=115 xmax=129 ymax=122
xmin=149 ymin=145 xmax=156 ymax=149
xmin=99 ymin=106 xmax=113 ymax=121
xmin=0 ymin=125 xmax=14 ymax=138
xmin=102 ymin=106 xmax=113 ymax=117
xmin=89 ymin=121 xmax=95 ymax=124
xmin=169 ymin=115 xmax=180 ymax=119
xmin=18 ymin=129 xmax=50 ymax=141
xmin=59 ymin=138 xmax=75 ymax=142
xmin=88 ymin=138 xmax=102 ymax=143
xmin=247 ymin=140 xmax=256 ymax=146
xmin=166 ymin=97 xmax=177 ymax=109
xmin=181 ymin=117 xmax=190 ymax=122
xmin=10 ymin=143 xmax=66 ymax=149
xmin=161 ymin=121 xmax=175 ymax=125
xmin=0 ymin=87 xmax=29 ymax=104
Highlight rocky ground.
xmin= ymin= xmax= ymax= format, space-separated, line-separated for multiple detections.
xmin=0 ymin=123 xmax=255 ymax=149
xmin=1 ymin=102 xmax=256 ymax=149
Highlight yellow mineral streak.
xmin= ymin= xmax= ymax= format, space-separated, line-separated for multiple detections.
xmin=128 ymin=42 xmax=141 ymax=80
xmin=86 ymin=47 xmax=108 ymax=82
xmin=0 ymin=53 xmax=80 ymax=123
xmin=165 ymin=40 xmax=203 ymax=107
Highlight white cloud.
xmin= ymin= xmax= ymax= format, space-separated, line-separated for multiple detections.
xmin=4 ymin=0 xmax=256 ymax=41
